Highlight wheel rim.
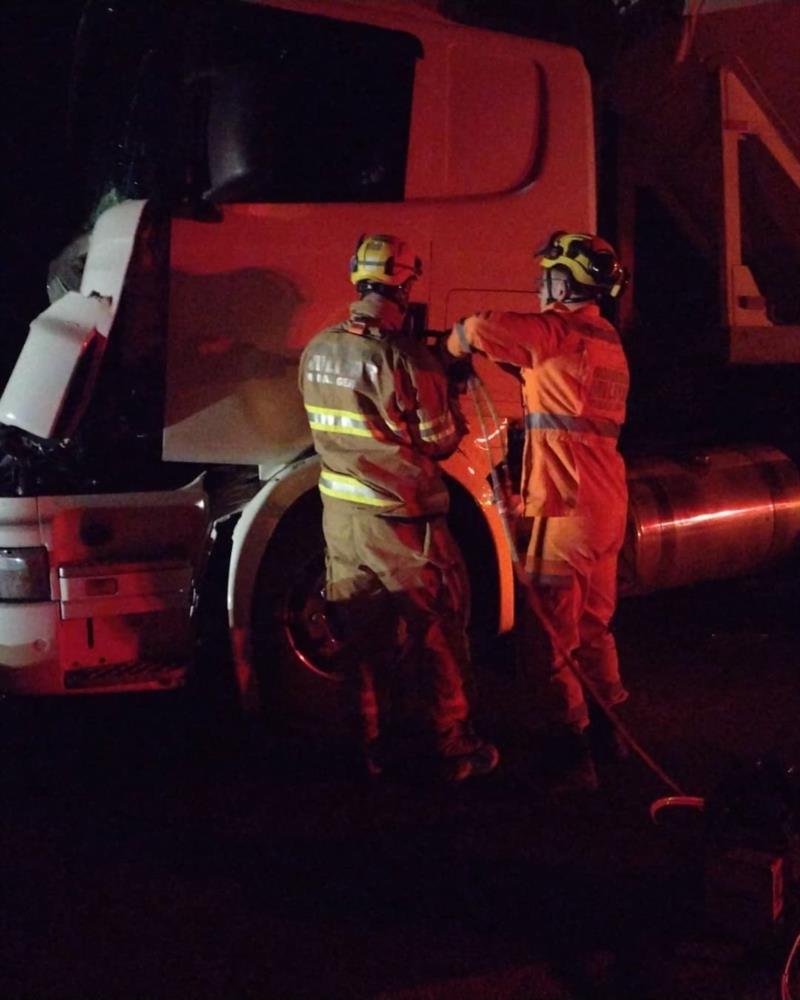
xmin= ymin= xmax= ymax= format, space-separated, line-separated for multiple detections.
xmin=279 ymin=556 xmax=345 ymax=682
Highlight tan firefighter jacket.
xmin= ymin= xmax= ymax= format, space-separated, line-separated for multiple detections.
xmin=300 ymin=300 xmax=462 ymax=517
xmin=447 ymin=302 xmax=629 ymax=518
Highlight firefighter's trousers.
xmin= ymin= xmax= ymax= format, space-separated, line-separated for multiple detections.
xmin=520 ymin=509 xmax=628 ymax=730
xmin=323 ymin=504 xmax=471 ymax=749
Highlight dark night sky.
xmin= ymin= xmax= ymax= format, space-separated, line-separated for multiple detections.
xmin=1 ymin=1 xmax=85 ymax=383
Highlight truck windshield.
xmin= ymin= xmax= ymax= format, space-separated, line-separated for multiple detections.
xmin=71 ymin=0 xmax=422 ymax=214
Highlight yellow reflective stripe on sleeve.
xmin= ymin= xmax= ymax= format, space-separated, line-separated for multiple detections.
xmin=309 ymin=418 xmax=372 ymax=438
xmin=319 ymin=471 xmax=396 ymax=508
xmin=418 ymin=410 xmax=456 ymax=442
xmin=304 ymin=404 xmax=402 ymax=438
xmin=305 ymin=405 xmax=367 ymax=420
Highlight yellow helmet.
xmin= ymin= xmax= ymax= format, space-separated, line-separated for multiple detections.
xmin=537 ymin=231 xmax=628 ymax=298
xmin=349 ymin=233 xmax=422 ymax=289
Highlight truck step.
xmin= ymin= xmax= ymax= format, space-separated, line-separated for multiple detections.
xmin=64 ymin=660 xmax=186 ymax=692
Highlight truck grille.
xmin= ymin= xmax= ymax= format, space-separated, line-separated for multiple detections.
xmin=64 ymin=660 xmax=186 ymax=691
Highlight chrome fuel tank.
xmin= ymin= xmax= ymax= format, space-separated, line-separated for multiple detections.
xmin=620 ymin=445 xmax=800 ymax=595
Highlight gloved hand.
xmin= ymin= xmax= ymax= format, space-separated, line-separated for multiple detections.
xmin=445 ymin=354 xmax=475 ymax=394
xmin=425 ymin=328 xmax=476 ymax=393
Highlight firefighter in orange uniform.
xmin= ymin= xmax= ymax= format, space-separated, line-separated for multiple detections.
xmin=299 ymin=234 xmax=499 ymax=781
xmin=446 ymin=232 xmax=630 ymax=790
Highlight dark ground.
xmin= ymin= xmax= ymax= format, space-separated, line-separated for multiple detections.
xmin=2 ymin=568 xmax=800 ymax=1000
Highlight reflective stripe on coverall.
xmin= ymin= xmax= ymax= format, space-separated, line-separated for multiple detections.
xmin=447 ymin=302 xmax=630 ymax=728
xmin=299 ymin=297 xmax=471 ymax=747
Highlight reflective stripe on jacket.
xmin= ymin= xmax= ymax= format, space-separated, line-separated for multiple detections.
xmin=447 ymin=302 xmax=628 ymax=517
xmin=300 ymin=305 xmax=461 ymax=516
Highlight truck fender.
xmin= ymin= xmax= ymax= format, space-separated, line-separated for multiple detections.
xmin=442 ymin=448 xmax=517 ymax=636
xmin=224 ymin=448 xmax=516 ymax=714
xmin=226 ymin=454 xmax=320 ymax=711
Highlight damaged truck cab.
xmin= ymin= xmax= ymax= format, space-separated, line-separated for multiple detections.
xmin=4 ymin=0 xmax=800 ymax=718
xmin=0 ymin=0 xmax=594 ymax=707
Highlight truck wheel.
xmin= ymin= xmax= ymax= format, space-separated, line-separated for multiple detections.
xmin=252 ymin=491 xmax=348 ymax=739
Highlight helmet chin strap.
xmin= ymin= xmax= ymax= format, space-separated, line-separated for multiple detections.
xmin=543 ymin=269 xmax=594 ymax=305
xmin=357 ymin=281 xmax=411 ymax=309
xmin=543 ymin=269 xmax=574 ymax=305
xmin=541 ymin=270 xmax=558 ymax=305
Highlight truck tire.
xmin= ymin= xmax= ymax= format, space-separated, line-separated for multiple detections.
xmin=251 ymin=491 xmax=348 ymax=740
xmin=251 ymin=484 xmax=499 ymax=744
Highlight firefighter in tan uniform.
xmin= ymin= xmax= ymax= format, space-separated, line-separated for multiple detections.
xmin=446 ymin=232 xmax=630 ymax=790
xmin=299 ymin=234 xmax=499 ymax=781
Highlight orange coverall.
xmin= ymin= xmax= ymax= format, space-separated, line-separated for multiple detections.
xmin=447 ymin=302 xmax=630 ymax=729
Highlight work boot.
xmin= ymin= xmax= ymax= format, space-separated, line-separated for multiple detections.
xmin=364 ymin=739 xmax=384 ymax=779
xmin=541 ymin=724 xmax=599 ymax=793
xmin=434 ymin=723 xmax=500 ymax=782
xmin=587 ymin=700 xmax=630 ymax=765
xmin=337 ymin=729 xmax=386 ymax=781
